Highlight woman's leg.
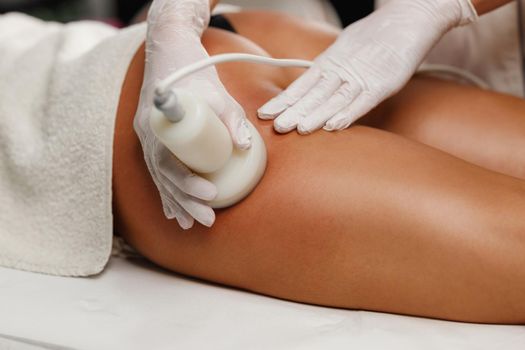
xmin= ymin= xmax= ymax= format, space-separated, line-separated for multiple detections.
xmin=114 ymin=28 xmax=525 ymax=324
xmin=226 ymin=11 xmax=525 ymax=180
xmin=365 ymin=76 xmax=525 ymax=180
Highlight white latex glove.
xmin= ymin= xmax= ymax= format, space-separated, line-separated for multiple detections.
xmin=258 ymin=0 xmax=478 ymax=134
xmin=134 ymin=0 xmax=252 ymax=229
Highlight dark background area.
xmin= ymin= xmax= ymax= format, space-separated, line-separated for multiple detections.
xmin=0 ymin=0 xmax=374 ymax=26
xmin=118 ymin=0 xmax=377 ymax=27
xmin=116 ymin=0 xmax=149 ymax=24
xmin=329 ymin=0 xmax=374 ymax=27
xmin=0 ymin=0 xmax=93 ymax=22
xmin=0 ymin=0 xmax=149 ymax=24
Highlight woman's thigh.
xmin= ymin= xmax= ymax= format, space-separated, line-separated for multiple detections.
xmin=364 ymin=76 xmax=525 ymax=180
xmin=114 ymin=28 xmax=525 ymax=324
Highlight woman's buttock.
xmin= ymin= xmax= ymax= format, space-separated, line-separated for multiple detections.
xmin=112 ymin=26 xmax=383 ymax=277
xmin=113 ymin=21 xmax=525 ymax=315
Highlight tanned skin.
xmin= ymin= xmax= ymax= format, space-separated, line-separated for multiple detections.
xmin=113 ymin=11 xmax=525 ymax=324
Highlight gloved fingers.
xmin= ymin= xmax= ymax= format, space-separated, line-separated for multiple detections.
xmin=168 ymin=168 xmax=217 ymax=201
xmin=188 ymin=78 xmax=253 ymax=151
xmin=156 ymin=143 xmax=216 ymax=227
xmin=133 ymin=96 xmax=156 ymax=136
xmin=257 ymin=66 xmax=322 ymax=120
xmin=153 ymin=127 xmax=216 ymax=228
xmin=159 ymin=191 xmax=195 ymax=230
xmin=179 ymin=195 xmax=216 ymax=228
xmin=158 ymin=147 xmax=218 ymax=201
xmin=217 ymin=97 xmax=252 ymax=150
xmin=163 ymin=180 xmax=216 ymax=228
xmin=272 ymin=115 xmax=298 ymax=134
xmin=296 ymin=82 xmax=360 ymax=134
xmin=324 ymin=93 xmax=378 ymax=131
xmin=149 ymin=149 xmax=203 ymax=229
xmin=274 ymin=73 xmax=341 ymax=134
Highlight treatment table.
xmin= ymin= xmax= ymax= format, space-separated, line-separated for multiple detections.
xmin=1 ymin=255 xmax=524 ymax=350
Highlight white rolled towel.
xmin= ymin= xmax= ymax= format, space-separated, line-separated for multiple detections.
xmin=0 ymin=13 xmax=146 ymax=277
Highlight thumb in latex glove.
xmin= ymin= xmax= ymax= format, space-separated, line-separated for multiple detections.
xmin=258 ymin=0 xmax=478 ymax=134
xmin=134 ymin=0 xmax=252 ymax=229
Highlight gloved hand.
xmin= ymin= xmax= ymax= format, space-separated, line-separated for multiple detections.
xmin=134 ymin=0 xmax=252 ymax=229
xmin=258 ymin=0 xmax=478 ymax=134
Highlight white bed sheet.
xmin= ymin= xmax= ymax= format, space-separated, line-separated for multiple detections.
xmin=2 ymin=1 xmax=523 ymax=349
xmin=1 ymin=256 xmax=524 ymax=350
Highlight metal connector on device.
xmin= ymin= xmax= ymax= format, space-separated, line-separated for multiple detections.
xmin=154 ymin=91 xmax=186 ymax=123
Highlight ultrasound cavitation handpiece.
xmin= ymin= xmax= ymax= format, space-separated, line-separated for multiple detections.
xmin=150 ymin=53 xmax=313 ymax=208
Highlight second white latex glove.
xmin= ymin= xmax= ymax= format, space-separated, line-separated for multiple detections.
xmin=134 ymin=0 xmax=252 ymax=229
xmin=258 ymin=0 xmax=478 ymax=134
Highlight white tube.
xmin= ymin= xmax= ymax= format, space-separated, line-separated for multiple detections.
xmin=155 ymin=53 xmax=314 ymax=98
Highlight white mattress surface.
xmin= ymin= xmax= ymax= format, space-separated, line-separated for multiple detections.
xmin=1 ymin=257 xmax=524 ymax=350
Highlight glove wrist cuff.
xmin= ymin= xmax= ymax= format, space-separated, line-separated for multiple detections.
xmin=419 ymin=0 xmax=478 ymax=32
xmin=456 ymin=0 xmax=479 ymax=26
xmin=147 ymin=0 xmax=211 ymax=39
xmin=424 ymin=0 xmax=478 ymax=29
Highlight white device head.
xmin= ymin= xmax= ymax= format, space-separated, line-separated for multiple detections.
xmin=150 ymin=89 xmax=267 ymax=208
xmin=150 ymin=53 xmax=313 ymax=208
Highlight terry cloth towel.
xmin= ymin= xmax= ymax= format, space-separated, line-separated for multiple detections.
xmin=0 ymin=13 xmax=146 ymax=277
